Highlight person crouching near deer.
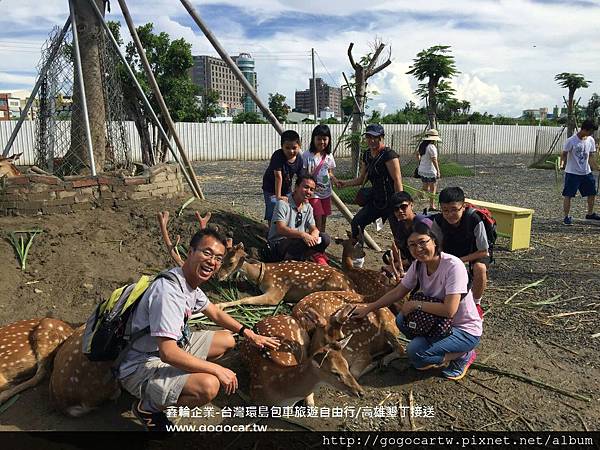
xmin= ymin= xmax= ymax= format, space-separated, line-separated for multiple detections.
xmin=268 ymin=174 xmax=331 ymax=265
xmin=352 ymin=221 xmax=482 ymax=380
xmin=117 ymin=228 xmax=280 ymax=432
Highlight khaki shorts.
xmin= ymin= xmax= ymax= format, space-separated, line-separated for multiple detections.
xmin=120 ymin=330 xmax=215 ymax=410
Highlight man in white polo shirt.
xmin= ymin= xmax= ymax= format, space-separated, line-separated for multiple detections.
xmin=561 ymin=119 xmax=600 ymax=225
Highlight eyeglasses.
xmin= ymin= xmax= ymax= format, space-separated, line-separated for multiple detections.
xmin=193 ymin=248 xmax=224 ymax=263
xmin=295 ymin=211 xmax=303 ymax=228
xmin=394 ymin=204 xmax=410 ymax=212
xmin=407 ymin=238 xmax=432 ymax=250
xmin=442 ymin=205 xmax=464 ymax=214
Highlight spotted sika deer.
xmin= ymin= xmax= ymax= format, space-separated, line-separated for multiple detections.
xmin=215 ymin=243 xmax=356 ymax=308
xmin=293 ymin=291 xmax=404 ymax=379
xmin=239 ymin=307 xmax=364 ymax=406
xmin=335 ymin=233 xmax=399 ymax=302
xmin=0 ymin=318 xmax=73 ymax=404
xmin=0 ymin=153 xmax=22 ymax=179
xmin=49 ymin=326 xmax=121 ymax=417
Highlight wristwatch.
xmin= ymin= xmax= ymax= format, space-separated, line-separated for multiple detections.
xmin=238 ymin=325 xmax=249 ymax=336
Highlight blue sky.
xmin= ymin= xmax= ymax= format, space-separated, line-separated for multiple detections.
xmin=2 ymin=0 xmax=600 ymax=117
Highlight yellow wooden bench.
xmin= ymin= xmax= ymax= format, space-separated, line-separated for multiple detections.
xmin=465 ymin=198 xmax=534 ymax=251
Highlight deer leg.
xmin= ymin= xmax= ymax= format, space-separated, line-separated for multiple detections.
xmin=0 ymin=363 xmax=48 ymax=404
xmin=349 ymin=353 xmax=376 ymax=380
xmin=217 ymin=290 xmax=285 ymax=309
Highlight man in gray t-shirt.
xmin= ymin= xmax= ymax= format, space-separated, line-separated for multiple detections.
xmin=268 ymin=175 xmax=331 ymax=263
xmin=119 ymin=228 xmax=280 ymax=432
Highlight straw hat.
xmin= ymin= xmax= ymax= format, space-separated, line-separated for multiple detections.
xmin=423 ymin=129 xmax=442 ymax=141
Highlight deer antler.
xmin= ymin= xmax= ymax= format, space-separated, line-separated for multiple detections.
xmin=157 ymin=211 xmax=184 ymax=267
xmin=390 ymin=241 xmax=403 ymax=281
xmin=195 ymin=211 xmax=211 ymax=230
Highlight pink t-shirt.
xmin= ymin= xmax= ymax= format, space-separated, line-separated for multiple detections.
xmin=401 ymin=252 xmax=483 ymax=337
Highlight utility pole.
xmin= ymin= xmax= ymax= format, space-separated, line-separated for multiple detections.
xmin=312 ymin=48 xmax=318 ymax=122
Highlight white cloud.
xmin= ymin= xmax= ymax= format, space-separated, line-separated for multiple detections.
xmin=2 ymin=0 xmax=600 ymax=116
xmin=0 ymin=72 xmax=36 ymax=86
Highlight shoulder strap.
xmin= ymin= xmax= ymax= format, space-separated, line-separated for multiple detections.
xmin=112 ymin=270 xmax=184 ymax=372
xmin=312 ymin=155 xmax=327 ymax=176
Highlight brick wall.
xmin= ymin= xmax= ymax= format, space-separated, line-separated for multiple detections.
xmin=0 ymin=163 xmax=184 ymax=216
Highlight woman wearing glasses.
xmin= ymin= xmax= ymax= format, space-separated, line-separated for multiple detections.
xmin=352 ymin=221 xmax=482 ymax=380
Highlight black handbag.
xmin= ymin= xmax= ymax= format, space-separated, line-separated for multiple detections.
xmin=354 ymin=187 xmax=372 ymax=207
xmin=403 ymin=292 xmax=452 ymax=339
xmin=413 ymin=167 xmax=421 ymax=179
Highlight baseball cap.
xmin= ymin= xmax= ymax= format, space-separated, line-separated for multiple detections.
xmin=364 ymin=124 xmax=385 ymax=137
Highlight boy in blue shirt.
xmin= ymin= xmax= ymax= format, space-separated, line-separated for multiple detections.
xmin=262 ymin=130 xmax=304 ymax=224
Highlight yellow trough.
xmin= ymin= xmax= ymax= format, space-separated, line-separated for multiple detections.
xmin=465 ymin=198 xmax=534 ymax=251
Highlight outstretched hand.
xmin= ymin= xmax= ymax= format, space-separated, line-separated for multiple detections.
xmin=248 ymin=331 xmax=280 ymax=350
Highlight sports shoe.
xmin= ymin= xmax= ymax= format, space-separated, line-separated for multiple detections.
xmin=312 ymin=252 xmax=329 ymax=266
xmin=475 ymin=304 xmax=484 ymax=319
xmin=442 ymin=350 xmax=477 ymax=380
xmin=132 ymin=400 xmax=174 ymax=432
xmin=415 ymin=361 xmax=449 ymax=371
xmin=352 ymin=256 xmax=365 ymax=268
xmin=563 ymin=216 xmax=573 ymax=226
xmin=585 ymin=212 xmax=600 ymax=220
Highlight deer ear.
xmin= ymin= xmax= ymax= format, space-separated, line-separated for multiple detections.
xmin=337 ymin=333 xmax=353 ymax=350
xmin=333 ymin=305 xmax=357 ymax=325
xmin=303 ymin=308 xmax=327 ymax=328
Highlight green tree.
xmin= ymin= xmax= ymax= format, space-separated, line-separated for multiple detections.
xmin=586 ymin=93 xmax=600 ymax=120
xmin=124 ymin=23 xmax=203 ymax=161
xmin=233 ymin=111 xmax=266 ymax=124
xmin=268 ymin=93 xmax=290 ymax=123
xmin=555 ymin=72 xmax=591 ymax=137
xmin=198 ymin=88 xmax=223 ymax=121
xmin=368 ymin=110 xmax=382 ymax=123
xmin=407 ymin=45 xmax=459 ymax=129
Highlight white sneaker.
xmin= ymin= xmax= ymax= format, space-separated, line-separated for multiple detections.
xmin=352 ymin=257 xmax=365 ymax=268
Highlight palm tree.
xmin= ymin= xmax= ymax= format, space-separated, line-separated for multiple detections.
xmin=407 ymin=45 xmax=459 ymax=129
xmin=555 ymin=73 xmax=591 ymax=137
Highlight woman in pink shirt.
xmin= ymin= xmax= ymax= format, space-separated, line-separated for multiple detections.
xmin=352 ymin=220 xmax=482 ymax=380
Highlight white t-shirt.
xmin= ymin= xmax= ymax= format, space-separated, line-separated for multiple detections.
xmin=302 ymin=152 xmax=336 ymax=199
xmin=418 ymin=144 xmax=438 ymax=178
xmin=563 ymin=134 xmax=596 ymax=175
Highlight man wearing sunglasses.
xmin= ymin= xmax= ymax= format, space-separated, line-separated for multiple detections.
xmin=387 ymin=191 xmax=429 ymax=270
xmin=268 ymin=174 xmax=331 ymax=264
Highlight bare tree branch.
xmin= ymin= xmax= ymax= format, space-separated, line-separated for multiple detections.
xmin=347 ymin=42 xmax=358 ymax=70
xmin=369 ymin=59 xmax=392 ymax=78
xmin=367 ymin=43 xmax=386 ymax=73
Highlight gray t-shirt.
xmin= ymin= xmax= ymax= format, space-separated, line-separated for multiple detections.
xmin=267 ymin=194 xmax=315 ymax=243
xmin=117 ymin=267 xmax=211 ymax=378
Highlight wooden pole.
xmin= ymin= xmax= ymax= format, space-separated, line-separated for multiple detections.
xmin=178 ymin=0 xmax=381 ymax=252
xmin=117 ymin=0 xmax=204 ymax=199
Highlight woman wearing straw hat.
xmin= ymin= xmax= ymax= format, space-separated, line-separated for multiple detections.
xmin=417 ymin=129 xmax=442 ymax=212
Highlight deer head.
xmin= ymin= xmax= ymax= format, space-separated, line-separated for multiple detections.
xmin=0 ymin=318 xmax=74 ymax=404
xmin=0 ymin=153 xmax=22 ymax=179
xmin=335 ymin=231 xmax=366 ymax=263
xmin=216 ymin=242 xmax=247 ymax=282
xmin=241 ymin=309 xmax=364 ymax=406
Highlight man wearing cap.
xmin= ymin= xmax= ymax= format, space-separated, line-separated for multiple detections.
xmin=336 ymin=124 xmax=403 ymax=242
xmin=387 ymin=191 xmax=430 ymax=270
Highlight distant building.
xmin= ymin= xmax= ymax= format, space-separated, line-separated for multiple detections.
xmin=295 ymin=78 xmax=343 ymax=118
xmin=0 ymin=90 xmax=38 ymax=120
xmin=190 ymin=54 xmax=258 ymax=116
xmin=522 ymin=107 xmax=548 ymax=120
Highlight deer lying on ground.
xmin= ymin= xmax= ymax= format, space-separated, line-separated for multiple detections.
xmin=215 ymin=242 xmax=356 ymax=308
xmin=0 ymin=153 xmax=22 ymax=179
xmin=335 ymin=232 xmax=401 ymax=302
xmin=0 ymin=318 xmax=73 ymax=404
xmin=49 ymin=326 xmax=121 ymax=417
xmin=293 ymin=291 xmax=404 ymax=379
xmin=239 ymin=307 xmax=364 ymax=406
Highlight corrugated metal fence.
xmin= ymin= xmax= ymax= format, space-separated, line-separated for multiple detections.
xmin=1 ymin=121 xmax=565 ymax=165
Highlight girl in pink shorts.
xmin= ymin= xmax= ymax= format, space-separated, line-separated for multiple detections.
xmin=302 ymin=125 xmax=337 ymax=232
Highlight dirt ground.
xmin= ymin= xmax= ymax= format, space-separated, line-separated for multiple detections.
xmin=0 ymin=156 xmax=598 ymax=432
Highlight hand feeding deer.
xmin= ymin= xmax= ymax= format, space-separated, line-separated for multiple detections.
xmin=239 ymin=306 xmax=364 ymax=406
xmin=0 ymin=318 xmax=73 ymax=404
xmin=292 ymin=291 xmax=404 ymax=379
xmin=214 ymin=242 xmax=357 ymax=308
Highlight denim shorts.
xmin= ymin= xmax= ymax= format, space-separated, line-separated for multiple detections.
xmin=263 ymin=191 xmax=278 ymax=220
xmin=562 ymin=172 xmax=597 ymax=198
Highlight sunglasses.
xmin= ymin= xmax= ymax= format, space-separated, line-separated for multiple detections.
xmin=295 ymin=211 xmax=303 ymax=228
xmin=393 ymin=204 xmax=410 ymax=212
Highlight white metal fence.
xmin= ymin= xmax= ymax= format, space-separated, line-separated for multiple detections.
xmin=1 ymin=120 xmax=565 ymax=165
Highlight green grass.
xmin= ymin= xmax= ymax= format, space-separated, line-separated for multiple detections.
xmin=529 ymin=154 xmax=560 ymax=170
